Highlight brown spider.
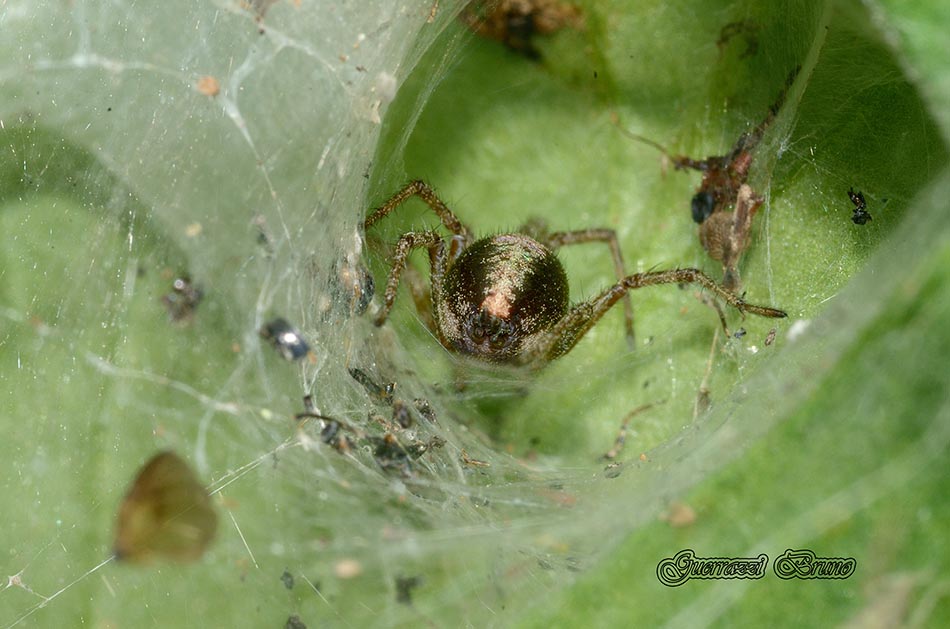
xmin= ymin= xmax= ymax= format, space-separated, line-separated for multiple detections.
xmin=363 ymin=180 xmax=785 ymax=370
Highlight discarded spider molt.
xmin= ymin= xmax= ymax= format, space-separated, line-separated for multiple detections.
xmin=848 ymin=187 xmax=872 ymax=225
xmin=365 ymin=181 xmax=783 ymax=369
xmin=461 ymin=0 xmax=583 ymax=60
xmin=114 ymin=451 xmax=218 ymax=563
xmin=260 ymin=317 xmax=312 ymax=361
xmin=161 ymin=276 xmax=203 ymax=323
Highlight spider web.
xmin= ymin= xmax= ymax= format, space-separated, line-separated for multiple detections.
xmin=1 ymin=1 xmax=949 ymax=627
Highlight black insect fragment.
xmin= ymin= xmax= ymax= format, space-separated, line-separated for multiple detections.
xmin=395 ymin=574 xmax=423 ymax=605
xmin=280 ymin=568 xmax=294 ymax=590
xmin=848 ymin=187 xmax=872 ymax=225
xmin=348 ymin=367 xmax=395 ymax=404
xmin=285 ymin=615 xmax=307 ymax=629
xmin=260 ymin=318 xmax=311 ymax=361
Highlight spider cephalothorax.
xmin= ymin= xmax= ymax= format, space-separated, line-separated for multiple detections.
xmin=364 ymin=180 xmax=785 ymax=370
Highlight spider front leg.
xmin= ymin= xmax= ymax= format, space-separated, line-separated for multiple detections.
xmin=542 ymin=228 xmax=636 ymax=348
xmin=365 ymin=180 xmax=472 ymax=245
xmin=374 ymin=231 xmax=447 ymax=327
xmin=520 ymin=268 xmax=786 ymax=367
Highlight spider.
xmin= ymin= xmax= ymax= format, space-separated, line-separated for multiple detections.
xmin=364 ymin=180 xmax=786 ymax=370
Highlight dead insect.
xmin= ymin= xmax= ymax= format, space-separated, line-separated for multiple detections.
xmin=765 ymin=327 xmax=777 ymax=346
xmin=364 ymin=180 xmax=785 ymax=370
xmin=461 ymin=0 xmax=582 ymax=60
xmin=161 ymin=276 xmax=203 ymax=323
xmin=348 ymin=367 xmax=395 ymax=404
xmin=615 ymin=67 xmax=800 ymax=291
xmin=260 ymin=317 xmax=312 ymax=361
xmin=733 ymin=327 xmax=747 ymax=339
xmin=370 ymin=433 xmax=445 ymax=477
xmin=460 ymin=449 xmax=491 ymax=468
xmin=331 ymin=258 xmax=375 ymax=315
xmin=114 ymin=451 xmax=218 ymax=563
xmin=392 ymin=398 xmax=412 ymax=428
xmin=295 ymin=395 xmax=354 ymax=453
xmin=412 ymin=398 xmax=438 ymax=424
xmin=371 ymin=434 xmax=413 ymax=476
xmin=848 ymin=187 xmax=872 ymax=225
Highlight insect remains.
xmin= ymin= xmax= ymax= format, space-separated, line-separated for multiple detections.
xmin=363 ymin=180 xmax=786 ymax=370
xmin=260 ymin=317 xmax=312 ymax=361
xmin=461 ymin=0 xmax=583 ymax=60
xmin=615 ymin=66 xmax=800 ymax=292
xmin=848 ymin=187 xmax=872 ymax=225
xmin=161 ymin=276 xmax=203 ymax=323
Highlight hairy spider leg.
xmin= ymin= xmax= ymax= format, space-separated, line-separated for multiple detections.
xmin=519 ymin=267 xmax=786 ymax=368
xmin=365 ymin=181 xmax=474 ymax=329
xmin=365 ymin=180 xmax=472 ymax=243
xmin=542 ymin=228 xmax=636 ymax=348
xmin=374 ymin=231 xmax=447 ymax=328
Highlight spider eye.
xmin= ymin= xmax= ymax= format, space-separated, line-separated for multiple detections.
xmin=470 ymin=310 xmax=514 ymax=349
xmin=691 ymin=191 xmax=715 ymax=224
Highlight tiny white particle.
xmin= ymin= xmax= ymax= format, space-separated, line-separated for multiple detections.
xmin=786 ymin=318 xmax=811 ymax=342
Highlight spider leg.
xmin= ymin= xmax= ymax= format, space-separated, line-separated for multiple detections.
xmin=519 ymin=267 xmax=785 ymax=367
xmin=374 ymin=231 xmax=446 ymax=327
xmin=365 ymin=180 xmax=472 ymax=245
xmin=542 ymin=228 xmax=636 ymax=348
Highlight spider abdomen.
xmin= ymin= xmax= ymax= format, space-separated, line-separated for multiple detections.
xmin=437 ymin=234 xmax=569 ymax=362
